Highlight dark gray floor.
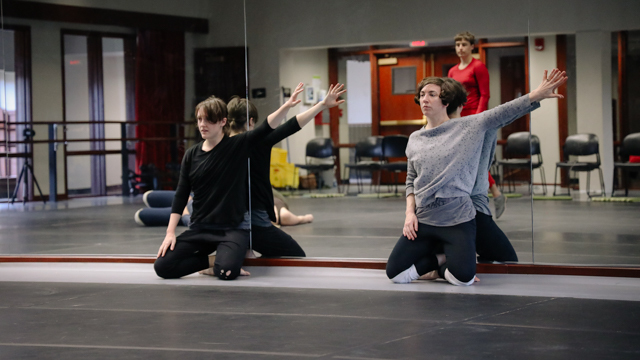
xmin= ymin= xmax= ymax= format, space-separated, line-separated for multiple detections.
xmin=1 ymin=194 xmax=640 ymax=266
xmin=1 ymin=281 xmax=639 ymax=359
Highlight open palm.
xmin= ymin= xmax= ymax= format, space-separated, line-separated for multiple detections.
xmin=321 ymin=83 xmax=346 ymax=108
xmin=285 ymin=82 xmax=304 ymax=107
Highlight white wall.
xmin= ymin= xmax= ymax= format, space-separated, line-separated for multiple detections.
xmin=575 ymin=30 xmax=613 ymax=196
xmin=528 ymin=35 xmax=559 ymax=187
xmin=278 ymin=48 xmax=328 ymax=168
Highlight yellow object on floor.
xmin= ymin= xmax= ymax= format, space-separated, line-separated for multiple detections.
xmin=270 ymin=148 xmax=299 ymax=188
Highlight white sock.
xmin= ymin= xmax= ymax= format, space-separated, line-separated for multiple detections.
xmin=391 ymin=265 xmax=420 ymax=284
xmin=134 ymin=209 xmax=145 ymax=226
xmin=444 ymin=269 xmax=475 ymax=286
xmin=142 ymin=190 xmax=153 ymax=208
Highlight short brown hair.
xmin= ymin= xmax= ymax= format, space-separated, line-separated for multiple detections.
xmin=227 ymin=96 xmax=259 ymax=133
xmin=454 ymin=31 xmax=475 ymax=45
xmin=442 ymin=78 xmax=467 ymax=115
xmin=414 ymin=77 xmax=466 ymax=115
xmin=195 ymin=96 xmax=228 ymax=126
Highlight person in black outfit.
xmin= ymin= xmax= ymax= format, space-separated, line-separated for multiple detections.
xmin=201 ymin=83 xmax=345 ymax=267
xmin=154 ymin=94 xmax=295 ymax=280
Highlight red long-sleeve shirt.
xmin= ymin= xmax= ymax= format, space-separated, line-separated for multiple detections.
xmin=448 ymin=58 xmax=490 ymax=116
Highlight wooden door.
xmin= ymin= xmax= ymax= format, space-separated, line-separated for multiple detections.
xmin=378 ymin=54 xmax=427 ymax=136
xmin=377 ymin=54 xmax=427 ymax=184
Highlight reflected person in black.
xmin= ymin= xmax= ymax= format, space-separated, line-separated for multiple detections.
xmin=154 ymin=94 xmax=296 ymax=281
xmin=197 ymin=82 xmax=345 ymax=276
xmin=386 ymin=69 xmax=567 ymax=286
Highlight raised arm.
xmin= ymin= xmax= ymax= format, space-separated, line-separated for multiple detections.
xmin=266 ymin=82 xmax=305 ymax=129
xmin=477 ymin=69 xmax=567 ymax=130
xmin=259 ymin=83 xmax=346 ymax=146
xmin=294 ymin=83 xmax=346 ymax=128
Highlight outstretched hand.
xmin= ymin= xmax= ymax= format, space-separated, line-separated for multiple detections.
xmin=530 ymin=68 xmax=568 ymax=102
xmin=321 ymin=83 xmax=346 ymax=108
xmin=285 ymin=82 xmax=304 ymax=108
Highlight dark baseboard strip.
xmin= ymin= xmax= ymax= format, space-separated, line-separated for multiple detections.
xmin=1 ymin=256 xmax=639 ymax=278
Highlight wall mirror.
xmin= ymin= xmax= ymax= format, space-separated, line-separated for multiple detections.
xmin=244 ymin=1 xmax=535 ymax=264
xmin=528 ymin=6 xmax=640 ymax=267
xmin=1 ymin=0 xmax=638 ymax=275
xmin=0 ymin=0 xmax=249 ymax=256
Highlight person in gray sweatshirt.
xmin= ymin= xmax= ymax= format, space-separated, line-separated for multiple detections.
xmin=386 ymin=69 xmax=567 ymax=286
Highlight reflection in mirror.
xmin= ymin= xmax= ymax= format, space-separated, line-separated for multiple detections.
xmin=1 ymin=5 xmax=6 ymax=208
xmin=0 ymin=1 xmax=247 ymax=257
xmin=244 ymin=2 xmax=533 ymax=265
xmin=2 ymin=23 xmax=37 ymax=205
xmin=529 ymin=23 xmax=640 ymax=266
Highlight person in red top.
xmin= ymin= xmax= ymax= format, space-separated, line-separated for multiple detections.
xmin=448 ymin=31 xmax=507 ymax=218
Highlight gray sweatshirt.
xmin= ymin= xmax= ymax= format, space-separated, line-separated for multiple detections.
xmin=406 ymin=95 xmax=535 ymax=226
xmin=471 ymin=101 xmax=540 ymax=215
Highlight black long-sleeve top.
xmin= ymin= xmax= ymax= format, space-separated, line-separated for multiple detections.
xmin=250 ymin=117 xmax=301 ymax=222
xmin=171 ymin=119 xmax=274 ymax=227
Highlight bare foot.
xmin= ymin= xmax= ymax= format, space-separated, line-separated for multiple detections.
xmin=418 ymin=270 xmax=439 ymax=280
xmin=474 ymin=276 xmax=480 ymax=283
xmin=199 ymin=267 xmax=214 ymax=276
xmin=240 ymin=268 xmax=251 ymax=276
xmin=299 ymin=214 xmax=314 ymax=224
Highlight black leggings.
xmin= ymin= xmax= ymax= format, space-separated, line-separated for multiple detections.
xmin=154 ymin=228 xmax=249 ymax=280
xmin=386 ymin=219 xmax=477 ymax=284
xmin=475 ymin=212 xmax=518 ymax=262
xmin=251 ymin=225 xmax=306 ymax=257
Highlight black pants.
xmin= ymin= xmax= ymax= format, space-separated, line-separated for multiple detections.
xmin=251 ymin=225 xmax=306 ymax=257
xmin=386 ymin=219 xmax=477 ymax=283
xmin=475 ymin=212 xmax=518 ymax=262
xmin=154 ymin=228 xmax=249 ymax=280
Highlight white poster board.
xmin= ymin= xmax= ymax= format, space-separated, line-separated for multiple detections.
xmin=346 ymin=60 xmax=372 ymax=125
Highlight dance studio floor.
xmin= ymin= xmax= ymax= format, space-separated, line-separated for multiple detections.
xmin=1 ymin=263 xmax=640 ymax=359
xmin=1 ymin=194 xmax=640 ymax=358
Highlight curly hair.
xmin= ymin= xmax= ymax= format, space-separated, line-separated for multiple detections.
xmin=414 ymin=77 xmax=467 ymax=115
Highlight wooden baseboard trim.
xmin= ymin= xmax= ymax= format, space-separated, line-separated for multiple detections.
xmin=1 ymin=256 xmax=639 ymax=278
